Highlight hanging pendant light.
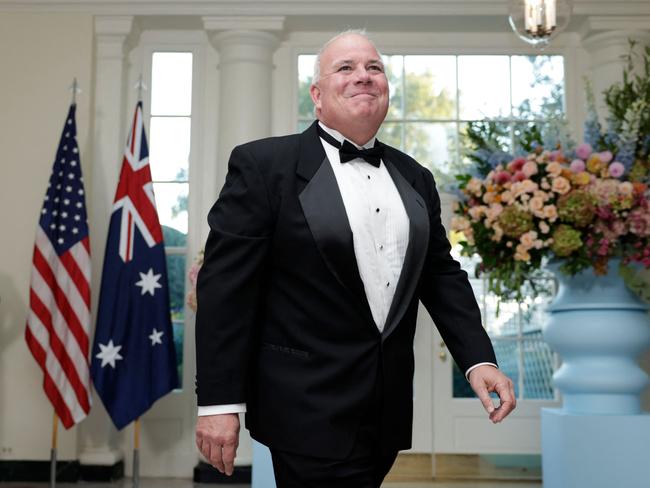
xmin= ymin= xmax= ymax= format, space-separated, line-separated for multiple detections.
xmin=508 ymin=0 xmax=572 ymax=49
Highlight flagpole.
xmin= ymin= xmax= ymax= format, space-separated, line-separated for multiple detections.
xmin=133 ymin=418 xmax=140 ymax=488
xmin=50 ymin=411 xmax=58 ymax=488
xmin=134 ymin=74 xmax=147 ymax=103
xmin=68 ymin=77 xmax=81 ymax=105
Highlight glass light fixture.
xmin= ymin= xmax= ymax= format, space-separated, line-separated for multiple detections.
xmin=508 ymin=0 xmax=572 ymax=49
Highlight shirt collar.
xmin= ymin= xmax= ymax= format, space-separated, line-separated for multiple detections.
xmin=317 ymin=121 xmax=377 ymax=150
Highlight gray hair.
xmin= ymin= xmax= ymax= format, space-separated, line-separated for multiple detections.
xmin=312 ymin=29 xmax=383 ymax=85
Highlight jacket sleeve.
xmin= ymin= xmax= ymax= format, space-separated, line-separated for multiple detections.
xmin=195 ymin=144 xmax=273 ymax=406
xmin=417 ymin=167 xmax=497 ymax=373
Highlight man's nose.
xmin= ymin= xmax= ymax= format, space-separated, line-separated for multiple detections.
xmin=354 ymin=66 xmax=372 ymax=83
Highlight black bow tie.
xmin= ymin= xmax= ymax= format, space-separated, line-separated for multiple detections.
xmin=317 ymin=125 xmax=383 ymax=168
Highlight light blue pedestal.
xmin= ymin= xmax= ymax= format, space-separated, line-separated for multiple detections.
xmin=252 ymin=440 xmax=276 ymax=488
xmin=542 ymin=408 xmax=650 ymax=488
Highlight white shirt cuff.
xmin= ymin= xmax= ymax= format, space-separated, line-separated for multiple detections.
xmin=197 ymin=403 xmax=247 ymax=416
xmin=465 ymin=362 xmax=498 ymax=381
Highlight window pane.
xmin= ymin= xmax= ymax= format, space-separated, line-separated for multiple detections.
xmin=164 ymin=252 xmax=185 ymax=389
xmin=149 ymin=116 xmax=191 ymax=182
xmin=384 ymin=55 xmax=404 ymax=120
xmin=522 ymin=337 xmax=555 ymax=399
xmin=151 ymin=52 xmax=193 ymax=116
xmin=298 ymin=55 xmax=317 ymax=119
xmin=154 ymin=182 xmax=188 ymax=241
xmin=377 ymin=121 xmax=403 ymax=149
xmin=405 ymin=55 xmax=456 ymax=120
xmin=458 ymin=56 xmax=510 ymax=119
xmin=404 ymin=122 xmax=457 ymax=188
xmin=511 ymin=56 xmax=564 ymax=119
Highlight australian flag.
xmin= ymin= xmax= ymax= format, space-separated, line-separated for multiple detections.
xmin=91 ymin=101 xmax=178 ymax=430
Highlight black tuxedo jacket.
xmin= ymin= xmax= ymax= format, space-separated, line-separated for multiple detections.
xmin=196 ymin=120 xmax=496 ymax=458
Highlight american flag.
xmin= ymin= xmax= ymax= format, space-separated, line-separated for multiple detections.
xmin=25 ymin=104 xmax=92 ymax=429
xmin=91 ymin=101 xmax=178 ymax=429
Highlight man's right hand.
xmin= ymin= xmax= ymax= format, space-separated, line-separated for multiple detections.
xmin=196 ymin=413 xmax=240 ymax=475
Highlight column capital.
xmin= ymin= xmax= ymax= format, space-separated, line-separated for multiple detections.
xmin=94 ymin=15 xmax=137 ymax=60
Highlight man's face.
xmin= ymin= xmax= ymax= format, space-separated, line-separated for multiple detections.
xmin=310 ymin=34 xmax=389 ymax=136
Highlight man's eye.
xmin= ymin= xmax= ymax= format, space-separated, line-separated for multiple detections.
xmin=338 ymin=66 xmax=352 ymax=71
xmin=369 ymin=65 xmax=384 ymax=72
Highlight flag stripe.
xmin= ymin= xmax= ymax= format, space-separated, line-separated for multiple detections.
xmin=28 ymin=288 xmax=89 ymax=409
xmin=59 ymin=247 xmax=91 ymax=309
xmin=36 ymin=227 xmax=91 ymax=325
xmin=25 ymin=327 xmax=76 ymax=428
xmin=33 ymin=243 xmax=89 ymax=354
xmin=68 ymin=237 xmax=91 ymax=283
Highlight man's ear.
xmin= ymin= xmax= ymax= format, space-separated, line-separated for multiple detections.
xmin=310 ymin=84 xmax=321 ymax=112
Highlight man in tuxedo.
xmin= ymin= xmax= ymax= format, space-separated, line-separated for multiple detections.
xmin=195 ymin=30 xmax=516 ymax=487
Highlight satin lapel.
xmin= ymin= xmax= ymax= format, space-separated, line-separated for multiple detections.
xmin=297 ymin=122 xmax=374 ymax=324
xmin=381 ymin=157 xmax=430 ymax=340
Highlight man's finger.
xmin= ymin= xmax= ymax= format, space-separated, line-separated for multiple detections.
xmin=474 ymin=385 xmax=495 ymax=414
xmin=490 ymin=381 xmax=516 ymax=422
xmin=210 ymin=443 xmax=225 ymax=473
xmin=222 ymin=442 xmax=238 ymax=476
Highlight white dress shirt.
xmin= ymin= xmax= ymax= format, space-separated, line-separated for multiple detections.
xmin=198 ymin=122 xmax=494 ymax=417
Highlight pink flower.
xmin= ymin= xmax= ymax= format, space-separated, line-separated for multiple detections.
xmin=522 ymin=161 xmax=538 ymax=177
xmin=598 ymin=151 xmax=613 ymax=164
xmin=494 ymin=171 xmax=512 ymax=185
xmin=576 ymin=143 xmax=593 ymax=160
xmin=508 ymin=157 xmax=526 ymax=172
xmin=570 ymin=159 xmax=585 ymax=173
xmin=513 ymin=171 xmax=527 ymax=182
xmin=608 ymin=161 xmax=625 ymax=178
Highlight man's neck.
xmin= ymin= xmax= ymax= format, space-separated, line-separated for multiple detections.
xmin=317 ymin=120 xmax=378 ymax=148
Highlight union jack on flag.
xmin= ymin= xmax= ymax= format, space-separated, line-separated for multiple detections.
xmin=25 ymin=103 xmax=92 ymax=429
xmin=91 ymin=101 xmax=178 ymax=430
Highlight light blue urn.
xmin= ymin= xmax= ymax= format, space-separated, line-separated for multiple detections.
xmin=542 ymin=258 xmax=650 ymax=414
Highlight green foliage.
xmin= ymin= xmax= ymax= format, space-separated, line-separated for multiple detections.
xmin=162 ymin=225 xmax=186 ymax=312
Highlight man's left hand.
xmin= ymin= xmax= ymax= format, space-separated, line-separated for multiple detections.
xmin=468 ymin=365 xmax=516 ymax=423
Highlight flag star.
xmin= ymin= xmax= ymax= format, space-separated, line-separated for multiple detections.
xmin=67 ymin=119 xmax=72 ymax=125
xmin=52 ymin=210 xmax=58 ymax=216
xmin=66 ymin=186 xmax=72 ymax=192
xmin=44 ymin=195 xmax=49 ymax=200
xmin=59 ymin=224 xmax=66 ymax=231
xmin=74 ymin=215 xmax=80 ymax=221
xmin=73 ymin=147 xmax=78 ymax=154
xmin=41 ymin=208 xmax=47 ymax=214
xmin=63 ymin=199 xmax=70 ymax=205
xmin=76 ymin=202 xmax=82 ymax=208
xmin=63 ymin=145 xmax=68 ymax=150
xmin=78 ymin=189 xmax=84 ymax=195
xmin=56 ymin=184 xmax=61 ymax=190
xmin=70 ymin=161 xmax=77 ymax=167
xmin=72 ymin=227 xmax=79 ymax=234
xmin=135 ymin=268 xmax=163 ymax=296
xmin=149 ymin=328 xmax=164 ymax=346
xmin=96 ymin=340 xmax=123 ymax=368
xmin=59 ymin=171 xmax=63 ymax=176
xmin=65 ymin=132 xmax=70 ymax=137
xmin=60 ymin=158 xmax=65 ymax=163
xmin=50 ymin=223 xmax=56 ymax=229
xmin=54 ymin=197 xmax=60 ymax=202
xmin=68 ymin=173 xmax=74 ymax=179
xmin=57 ymin=238 xmax=64 ymax=244
xmin=61 ymin=212 xmax=68 ymax=218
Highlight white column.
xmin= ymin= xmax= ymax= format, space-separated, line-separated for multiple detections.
xmin=203 ymin=16 xmax=284 ymax=189
xmin=200 ymin=15 xmax=284 ymax=468
xmin=78 ymin=15 xmax=136 ymax=468
xmin=582 ymin=18 xmax=650 ymax=114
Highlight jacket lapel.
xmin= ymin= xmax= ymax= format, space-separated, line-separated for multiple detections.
xmin=381 ymin=156 xmax=430 ymax=340
xmin=297 ymin=122 xmax=375 ymax=325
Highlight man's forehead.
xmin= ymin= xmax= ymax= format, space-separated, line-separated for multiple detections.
xmin=321 ymin=35 xmax=381 ymax=63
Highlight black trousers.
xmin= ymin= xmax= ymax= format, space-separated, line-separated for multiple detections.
xmin=270 ymin=365 xmax=397 ymax=487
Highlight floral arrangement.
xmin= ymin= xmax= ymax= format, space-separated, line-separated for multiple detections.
xmin=451 ymin=42 xmax=650 ymax=301
xmin=186 ymin=248 xmax=203 ymax=313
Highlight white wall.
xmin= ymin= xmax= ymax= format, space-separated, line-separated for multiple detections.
xmin=0 ymin=12 xmax=94 ymax=460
